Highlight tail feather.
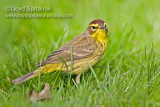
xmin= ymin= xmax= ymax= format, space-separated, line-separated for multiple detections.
xmin=12 ymin=70 xmax=39 ymax=84
xmin=12 ymin=64 xmax=62 ymax=84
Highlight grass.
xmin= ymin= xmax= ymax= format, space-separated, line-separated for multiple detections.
xmin=0 ymin=0 xmax=160 ymax=106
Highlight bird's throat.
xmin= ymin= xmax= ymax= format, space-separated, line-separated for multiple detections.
xmin=91 ymin=30 xmax=108 ymax=52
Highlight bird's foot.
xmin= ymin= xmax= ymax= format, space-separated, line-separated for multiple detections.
xmin=75 ymin=74 xmax=81 ymax=85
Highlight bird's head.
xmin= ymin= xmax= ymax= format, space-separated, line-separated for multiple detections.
xmin=87 ymin=19 xmax=108 ymax=36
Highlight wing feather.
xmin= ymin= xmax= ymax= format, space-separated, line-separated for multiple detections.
xmin=36 ymin=33 xmax=99 ymax=67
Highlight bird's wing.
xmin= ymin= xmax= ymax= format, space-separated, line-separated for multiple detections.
xmin=36 ymin=33 xmax=99 ymax=67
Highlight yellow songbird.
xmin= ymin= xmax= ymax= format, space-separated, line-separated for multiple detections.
xmin=12 ymin=19 xmax=109 ymax=84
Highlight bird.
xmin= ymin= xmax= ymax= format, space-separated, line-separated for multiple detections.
xmin=12 ymin=19 xmax=109 ymax=84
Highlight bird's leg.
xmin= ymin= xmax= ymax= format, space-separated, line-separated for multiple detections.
xmin=75 ymin=74 xmax=81 ymax=84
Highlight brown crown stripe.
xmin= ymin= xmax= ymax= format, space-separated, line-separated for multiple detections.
xmin=89 ymin=19 xmax=105 ymax=25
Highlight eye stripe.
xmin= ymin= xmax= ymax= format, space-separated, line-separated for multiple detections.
xmin=92 ymin=26 xmax=99 ymax=29
xmin=89 ymin=24 xmax=99 ymax=27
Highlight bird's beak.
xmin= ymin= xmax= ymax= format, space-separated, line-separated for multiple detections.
xmin=100 ymin=25 xmax=108 ymax=32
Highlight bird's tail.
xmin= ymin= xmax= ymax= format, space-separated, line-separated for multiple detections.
xmin=12 ymin=64 xmax=62 ymax=84
xmin=12 ymin=70 xmax=39 ymax=84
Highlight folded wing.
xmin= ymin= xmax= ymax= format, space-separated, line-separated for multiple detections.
xmin=36 ymin=33 xmax=99 ymax=67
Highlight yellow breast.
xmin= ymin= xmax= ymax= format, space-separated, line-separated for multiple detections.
xmin=91 ymin=29 xmax=108 ymax=53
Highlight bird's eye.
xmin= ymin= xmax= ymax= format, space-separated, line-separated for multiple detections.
xmin=92 ymin=26 xmax=96 ymax=29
